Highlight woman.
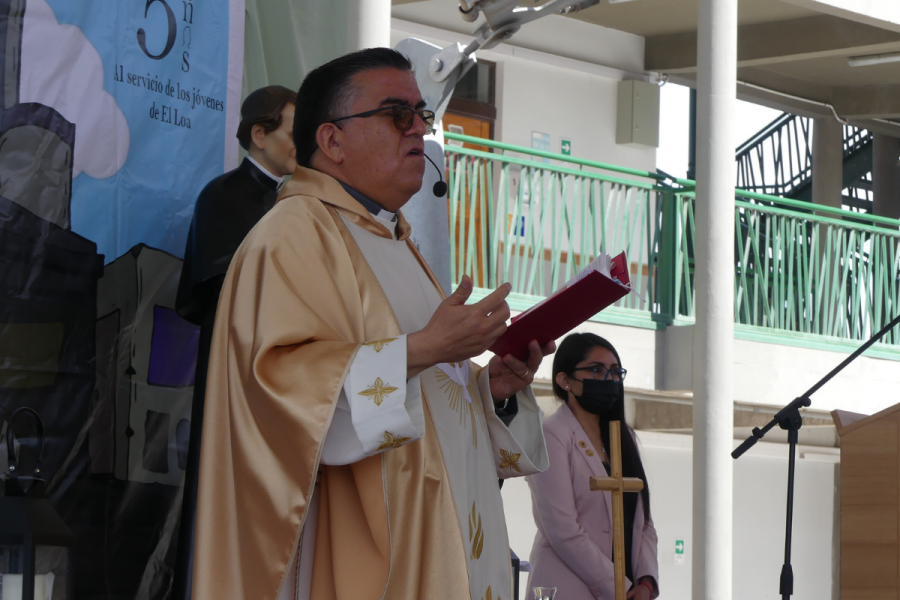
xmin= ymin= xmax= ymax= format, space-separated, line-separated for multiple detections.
xmin=526 ymin=333 xmax=658 ymax=599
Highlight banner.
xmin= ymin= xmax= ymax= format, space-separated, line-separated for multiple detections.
xmin=0 ymin=0 xmax=243 ymax=597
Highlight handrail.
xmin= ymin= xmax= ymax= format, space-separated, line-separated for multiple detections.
xmin=443 ymin=132 xmax=900 ymax=230
xmin=445 ymin=145 xmax=661 ymax=191
xmin=731 ymin=189 xmax=900 ymax=228
xmin=843 ymin=123 xmax=872 ymax=156
xmin=733 ymin=112 xmax=875 ymax=211
xmin=444 ymin=131 xmax=667 ymax=181
xmin=735 ymin=113 xmax=795 ymax=157
xmin=731 ymin=199 xmax=900 ymax=235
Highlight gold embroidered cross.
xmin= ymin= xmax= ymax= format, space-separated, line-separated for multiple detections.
xmin=589 ymin=421 xmax=644 ymax=600
xmin=362 ymin=338 xmax=398 ymax=353
xmin=499 ymin=449 xmax=521 ymax=473
xmin=375 ymin=431 xmax=411 ymax=451
xmin=358 ymin=377 xmax=399 ymax=406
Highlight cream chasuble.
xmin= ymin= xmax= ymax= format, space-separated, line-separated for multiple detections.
xmin=192 ymin=166 xmax=548 ymax=600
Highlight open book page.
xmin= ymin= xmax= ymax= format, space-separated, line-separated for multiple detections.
xmin=511 ymin=252 xmax=619 ymax=323
xmin=566 ymin=253 xmax=612 ymax=288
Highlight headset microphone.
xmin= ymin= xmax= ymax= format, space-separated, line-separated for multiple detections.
xmin=423 ymin=152 xmax=448 ymax=197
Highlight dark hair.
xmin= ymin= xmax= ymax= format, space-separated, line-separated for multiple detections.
xmin=553 ymin=333 xmax=651 ymax=520
xmin=292 ymin=47 xmax=413 ymax=167
xmin=236 ymin=86 xmax=297 ymax=151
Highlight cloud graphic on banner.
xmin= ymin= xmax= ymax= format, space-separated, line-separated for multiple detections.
xmin=20 ymin=0 xmax=130 ymax=179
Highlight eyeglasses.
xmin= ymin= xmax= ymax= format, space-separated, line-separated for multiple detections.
xmin=572 ymin=365 xmax=627 ymax=382
xmin=330 ymin=105 xmax=436 ymax=135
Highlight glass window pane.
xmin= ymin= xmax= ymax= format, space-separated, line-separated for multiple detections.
xmin=452 ymin=62 xmax=494 ymax=105
xmin=0 ymin=545 xmax=26 ymax=600
xmin=0 ymin=544 xmax=25 ymax=574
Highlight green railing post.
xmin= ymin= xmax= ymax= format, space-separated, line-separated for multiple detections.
xmin=657 ymin=190 xmax=678 ymax=320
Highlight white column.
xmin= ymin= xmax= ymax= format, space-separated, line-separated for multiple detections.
xmin=692 ymin=0 xmax=736 ymax=598
xmin=351 ymin=0 xmax=391 ymax=49
xmin=872 ymin=133 xmax=900 ymax=219
xmin=812 ymin=118 xmax=844 ymax=210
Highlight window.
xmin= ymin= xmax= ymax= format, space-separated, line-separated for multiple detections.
xmin=446 ymin=60 xmax=496 ymax=135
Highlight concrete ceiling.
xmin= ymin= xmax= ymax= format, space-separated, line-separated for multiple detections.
xmin=392 ymin=0 xmax=900 ymax=128
xmin=569 ymin=0 xmax=900 ymax=125
xmin=567 ymin=0 xmax=817 ymax=37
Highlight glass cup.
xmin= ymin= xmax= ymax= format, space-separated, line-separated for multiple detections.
xmin=533 ymin=587 xmax=557 ymax=600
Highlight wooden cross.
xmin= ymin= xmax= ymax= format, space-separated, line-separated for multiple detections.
xmin=589 ymin=420 xmax=644 ymax=600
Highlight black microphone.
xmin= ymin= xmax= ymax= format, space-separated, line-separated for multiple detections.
xmin=424 ymin=152 xmax=448 ymax=197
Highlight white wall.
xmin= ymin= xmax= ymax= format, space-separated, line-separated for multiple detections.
xmin=495 ymin=314 xmax=900 ymax=416
xmin=392 ymin=0 xmax=645 ymax=74
xmin=658 ymin=323 xmax=900 ymax=416
xmin=390 ymin=16 xmax=657 ymax=173
xmin=503 ymin=431 xmax=840 ymax=600
xmin=496 ymin=59 xmax=657 ymax=174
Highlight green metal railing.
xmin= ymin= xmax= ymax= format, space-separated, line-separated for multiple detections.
xmin=444 ymin=131 xmax=900 ymax=347
xmin=446 ymin=136 xmax=659 ymax=314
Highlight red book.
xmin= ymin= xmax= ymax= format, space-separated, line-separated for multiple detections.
xmin=489 ymin=252 xmax=634 ymax=360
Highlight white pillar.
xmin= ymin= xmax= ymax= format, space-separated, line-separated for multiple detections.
xmin=351 ymin=0 xmax=391 ymax=49
xmin=812 ymin=118 xmax=844 ymax=210
xmin=692 ymin=0 xmax=736 ymax=598
xmin=872 ymin=133 xmax=900 ymax=219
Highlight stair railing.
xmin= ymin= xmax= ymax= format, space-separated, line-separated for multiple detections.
xmin=735 ymin=114 xmax=874 ymax=209
xmin=735 ymin=114 xmax=811 ymax=197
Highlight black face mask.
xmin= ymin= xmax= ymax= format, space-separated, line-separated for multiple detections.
xmin=573 ymin=378 xmax=623 ymax=415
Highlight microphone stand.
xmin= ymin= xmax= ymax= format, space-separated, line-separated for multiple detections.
xmin=732 ymin=312 xmax=900 ymax=600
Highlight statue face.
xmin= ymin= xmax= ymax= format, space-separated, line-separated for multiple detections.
xmin=257 ymin=103 xmax=296 ymax=178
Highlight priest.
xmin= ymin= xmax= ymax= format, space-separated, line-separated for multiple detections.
xmin=192 ymin=49 xmax=552 ymax=600
xmin=173 ymin=85 xmax=297 ymax=600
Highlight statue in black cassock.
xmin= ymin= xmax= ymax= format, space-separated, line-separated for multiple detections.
xmin=172 ymin=85 xmax=297 ymax=600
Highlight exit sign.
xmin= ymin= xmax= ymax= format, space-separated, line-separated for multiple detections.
xmin=561 ymin=138 xmax=572 ymax=156
xmin=675 ymin=539 xmax=685 ymax=565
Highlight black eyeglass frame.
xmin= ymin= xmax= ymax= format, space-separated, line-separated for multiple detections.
xmin=330 ymin=105 xmax=436 ymax=135
xmin=571 ymin=365 xmax=628 ymax=382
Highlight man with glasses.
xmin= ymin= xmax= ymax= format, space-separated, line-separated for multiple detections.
xmin=192 ymin=48 xmax=554 ymax=600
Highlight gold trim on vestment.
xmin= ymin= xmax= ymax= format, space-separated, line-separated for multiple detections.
xmin=194 ymin=166 xmax=471 ymax=600
xmin=380 ymin=394 xmax=472 ymax=599
xmin=435 ymin=365 xmax=486 ymax=447
xmin=193 ymin=184 xmax=365 ymax=600
xmin=481 ymin=585 xmax=501 ymax=600
xmin=312 ymin=201 xmax=402 ymax=600
xmin=362 ymin=338 xmax=398 ymax=353
xmin=499 ymin=449 xmax=522 ymax=473
xmin=469 ymin=502 xmax=485 ymax=560
xmin=359 ymin=378 xmax=400 ymax=407
xmin=376 ymin=431 xmax=413 ymax=450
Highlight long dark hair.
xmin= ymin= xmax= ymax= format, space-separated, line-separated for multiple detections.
xmin=553 ymin=333 xmax=651 ymax=520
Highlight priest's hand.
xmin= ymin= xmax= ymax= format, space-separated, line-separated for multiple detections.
xmin=488 ymin=339 xmax=555 ymax=403
xmin=407 ymin=275 xmax=511 ymax=378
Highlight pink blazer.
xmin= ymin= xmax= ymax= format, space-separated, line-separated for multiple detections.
xmin=525 ymin=403 xmax=659 ymax=600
